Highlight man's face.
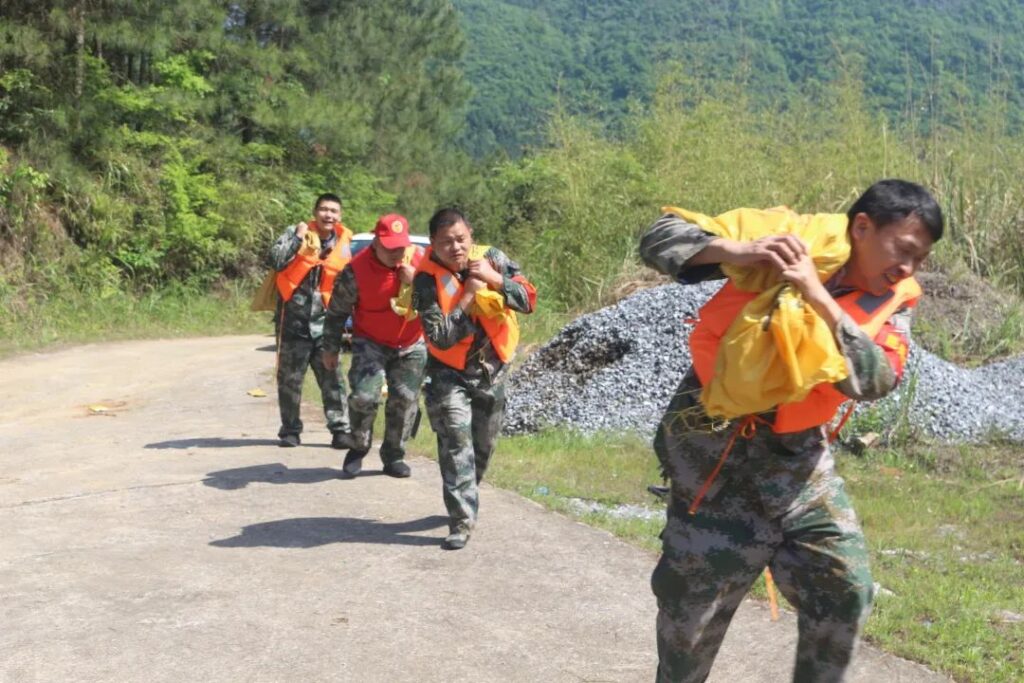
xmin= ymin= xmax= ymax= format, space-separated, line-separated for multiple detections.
xmin=431 ymin=220 xmax=473 ymax=272
xmin=847 ymin=213 xmax=933 ymax=296
xmin=313 ymin=200 xmax=342 ymax=236
xmin=372 ymin=238 xmax=407 ymax=268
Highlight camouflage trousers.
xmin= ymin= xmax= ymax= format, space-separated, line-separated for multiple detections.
xmin=651 ymin=372 xmax=874 ymax=682
xmin=424 ymin=365 xmax=508 ymax=530
xmin=347 ymin=337 xmax=427 ymax=465
xmin=276 ymin=335 xmax=350 ymax=438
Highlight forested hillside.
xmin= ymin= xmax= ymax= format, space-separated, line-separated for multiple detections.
xmin=1 ymin=0 xmax=467 ymax=292
xmin=455 ymin=0 xmax=1024 ymax=155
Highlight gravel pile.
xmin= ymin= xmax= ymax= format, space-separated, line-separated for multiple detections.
xmin=504 ymin=283 xmax=1024 ymax=444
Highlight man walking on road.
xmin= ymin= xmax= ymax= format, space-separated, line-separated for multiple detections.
xmin=412 ymin=207 xmax=537 ymax=550
xmin=322 ymin=214 xmax=428 ymax=479
xmin=640 ymin=179 xmax=943 ymax=682
xmin=268 ymin=192 xmax=354 ymax=448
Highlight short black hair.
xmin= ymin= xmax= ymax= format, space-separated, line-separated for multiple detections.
xmin=848 ymin=179 xmax=943 ymax=242
xmin=428 ymin=207 xmax=471 ymax=237
xmin=314 ymin=192 xmax=343 ymax=212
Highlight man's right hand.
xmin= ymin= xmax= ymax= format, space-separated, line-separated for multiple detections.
xmin=295 ymin=222 xmax=308 ymax=239
xmin=322 ymin=351 xmax=340 ymax=371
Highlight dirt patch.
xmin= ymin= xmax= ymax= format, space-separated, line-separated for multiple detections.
xmin=606 ymin=262 xmax=674 ymax=305
xmin=913 ymin=267 xmax=1024 ymax=365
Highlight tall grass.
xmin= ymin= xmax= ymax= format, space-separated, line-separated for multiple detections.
xmin=469 ymin=67 xmax=1024 ymax=314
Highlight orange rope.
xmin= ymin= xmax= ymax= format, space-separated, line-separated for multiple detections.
xmin=764 ymin=567 xmax=780 ymax=621
xmin=828 ymin=403 xmax=856 ymax=444
xmin=688 ymin=415 xmax=763 ymax=515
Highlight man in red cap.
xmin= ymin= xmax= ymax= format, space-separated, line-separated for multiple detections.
xmin=323 ymin=214 xmax=427 ymax=478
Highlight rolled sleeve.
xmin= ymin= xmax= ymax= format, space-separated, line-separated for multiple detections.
xmin=833 ymin=313 xmax=900 ymax=401
xmin=268 ymin=225 xmax=303 ymax=271
xmin=639 ymin=213 xmax=723 ymax=283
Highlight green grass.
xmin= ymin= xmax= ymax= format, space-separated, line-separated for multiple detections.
xmin=398 ymin=412 xmax=1022 ymax=682
xmin=845 ymin=444 xmax=1024 ymax=682
xmin=0 ymin=280 xmax=267 ymax=358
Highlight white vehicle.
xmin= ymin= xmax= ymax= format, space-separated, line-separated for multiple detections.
xmin=349 ymin=231 xmax=430 ymax=258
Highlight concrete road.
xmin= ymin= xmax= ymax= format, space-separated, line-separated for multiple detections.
xmin=0 ymin=336 xmax=950 ymax=682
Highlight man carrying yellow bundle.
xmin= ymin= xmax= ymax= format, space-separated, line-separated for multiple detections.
xmin=413 ymin=207 xmax=536 ymax=550
xmin=322 ymin=214 xmax=426 ymax=479
xmin=640 ymin=179 xmax=943 ymax=682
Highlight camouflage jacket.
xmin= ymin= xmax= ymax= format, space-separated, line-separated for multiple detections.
xmin=267 ymin=224 xmax=338 ymax=341
xmin=412 ymin=246 xmax=534 ymax=381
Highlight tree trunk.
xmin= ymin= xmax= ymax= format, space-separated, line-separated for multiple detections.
xmin=73 ymin=0 xmax=86 ymax=133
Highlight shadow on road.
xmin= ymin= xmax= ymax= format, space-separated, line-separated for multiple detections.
xmin=209 ymin=515 xmax=449 ymax=548
xmin=201 ymin=463 xmax=366 ymax=489
xmin=146 ymin=437 xmax=282 ymax=449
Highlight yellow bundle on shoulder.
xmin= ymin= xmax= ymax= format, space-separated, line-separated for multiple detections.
xmin=466 ymin=244 xmax=520 ymax=347
xmin=663 ymin=205 xmax=852 ymax=419
xmin=389 ymin=246 xmax=419 ymax=321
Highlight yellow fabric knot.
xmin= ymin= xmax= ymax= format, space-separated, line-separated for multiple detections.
xmin=299 ymin=229 xmax=321 ymax=256
xmin=662 ymin=205 xmax=852 ymax=418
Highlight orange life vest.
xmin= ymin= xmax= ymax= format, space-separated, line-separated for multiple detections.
xmin=690 ymin=277 xmax=921 ymax=433
xmin=416 ymin=247 xmax=519 ymax=370
xmin=349 ymin=246 xmax=424 ymax=349
xmin=275 ymin=222 xmax=353 ymax=307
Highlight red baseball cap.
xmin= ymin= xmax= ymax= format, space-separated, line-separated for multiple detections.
xmin=374 ymin=213 xmax=412 ymax=249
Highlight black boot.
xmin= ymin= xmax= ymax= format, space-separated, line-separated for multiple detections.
xmin=340 ymin=449 xmax=368 ymax=478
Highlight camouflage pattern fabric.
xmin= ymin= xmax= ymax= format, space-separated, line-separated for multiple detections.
xmin=276 ymin=335 xmax=350 ymax=439
xmin=347 ymin=336 xmax=427 ymax=464
xmin=424 ymin=365 xmax=508 ymax=530
xmin=269 ymin=223 xmax=351 ymax=438
xmin=651 ymin=372 xmax=873 ymax=683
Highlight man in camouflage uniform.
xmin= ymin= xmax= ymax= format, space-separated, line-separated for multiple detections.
xmin=639 ymin=180 xmax=943 ymax=682
xmin=412 ymin=208 xmax=536 ymax=550
xmin=268 ymin=192 xmax=352 ymax=448
xmin=323 ymin=213 xmax=427 ymax=479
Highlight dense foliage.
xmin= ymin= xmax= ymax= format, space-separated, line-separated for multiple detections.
xmin=455 ymin=0 xmax=1024 ymax=156
xmin=0 ymin=0 xmax=467 ymax=294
